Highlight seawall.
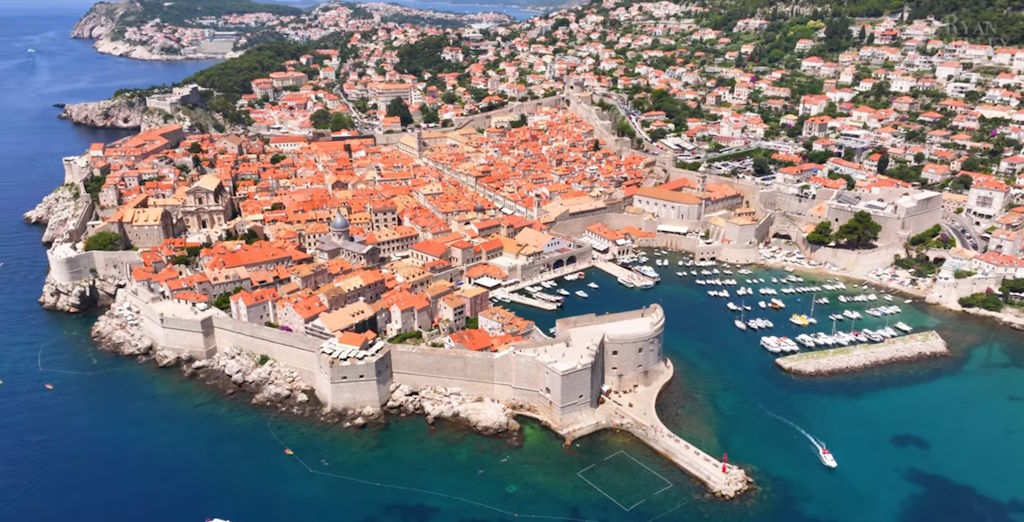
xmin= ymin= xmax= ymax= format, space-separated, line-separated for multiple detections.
xmin=775 ymin=330 xmax=949 ymax=376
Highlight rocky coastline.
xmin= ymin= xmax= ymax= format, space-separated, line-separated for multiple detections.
xmin=58 ymin=96 xmax=146 ymax=129
xmin=775 ymin=330 xmax=950 ymax=376
xmin=89 ymin=302 xmax=522 ymax=437
xmin=24 ymin=185 xmax=89 ymax=244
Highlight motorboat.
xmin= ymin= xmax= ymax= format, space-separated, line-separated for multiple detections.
xmin=556 ymin=288 xmax=570 ymax=296
xmin=617 ymin=277 xmax=635 ymax=288
xmin=895 ymin=321 xmax=913 ymax=333
xmin=734 ymin=319 xmax=747 ymax=330
xmin=818 ymin=446 xmax=838 ymax=468
xmin=587 ymin=282 xmax=599 ymax=289
xmin=575 ymin=290 xmax=589 ymax=299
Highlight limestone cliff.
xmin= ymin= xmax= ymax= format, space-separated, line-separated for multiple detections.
xmin=59 ymin=96 xmax=146 ymax=129
xmin=23 ymin=185 xmax=90 ymax=244
xmin=71 ymin=0 xmax=140 ymax=40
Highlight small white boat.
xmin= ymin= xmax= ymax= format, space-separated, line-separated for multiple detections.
xmin=575 ymin=290 xmax=589 ymax=299
xmin=587 ymin=282 xmax=599 ymax=289
xmin=895 ymin=321 xmax=913 ymax=333
xmin=818 ymin=446 xmax=838 ymax=469
xmin=617 ymin=277 xmax=635 ymax=288
xmin=556 ymin=288 xmax=570 ymax=296
xmin=734 ymin=319 xmax=747 ymax=330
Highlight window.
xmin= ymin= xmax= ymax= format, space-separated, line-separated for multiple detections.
xmin=612 ymin=350 xmax=618 ymax=356
xmin=638 ymin=347 xmax=643 ymax=353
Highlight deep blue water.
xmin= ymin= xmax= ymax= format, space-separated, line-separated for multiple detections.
xmin=2 ymin=9 xmax=1024 ymax=522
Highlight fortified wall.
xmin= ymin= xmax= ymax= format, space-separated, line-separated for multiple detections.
xmin=120 ymin=287 xmax=665 ymax=422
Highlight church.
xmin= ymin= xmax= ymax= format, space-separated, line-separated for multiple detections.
xmin=316 ymin=212 xmax=381 ymax=267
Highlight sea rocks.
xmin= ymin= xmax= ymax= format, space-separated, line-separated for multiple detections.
xmin=197 ymin=346 xmax=313 ymax=409
xmin=59 ymin=96 xmax=146 ymax=129
xmin=24 ymin=185 xmax=89 ymax=244
xmin=40 ymin=276 xmax=99 ymax=313
xmin=154 ymin=349 xmax=180 ymax=367
xmin=385 ymin=384 xmax=520 ymax=436
xmin=91 ymin=306 xmax=152 ymax=356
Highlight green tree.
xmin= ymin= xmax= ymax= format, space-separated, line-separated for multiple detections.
xmin=310 ymin=108 xmax=331 ymax=129
xmin=807 ymin=221 xmax=834 ymax=246
xmin=386 ymin=97 xmax=413 ymax=126
xmin=270 ymin=153 xmax=287 ymax=164
xmin=420 ymin=103 xmax=439 ymax=124
xmin=877 ymin=153 xmax=889 ymax=174
xmin=329 ymin=112 xmax=354 ymax=131
xmin=836 ymin=211 xmax=881 ymax=249
xmin=83 ymin=231 xmax=121 ymax=251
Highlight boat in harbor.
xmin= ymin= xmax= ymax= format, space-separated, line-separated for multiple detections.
xmin=734 ymin=319 xmax=747 ymax=330
xmin=587 ymin=282 xmax=599 ymax=289
xmin=636 ymin=279 xmax=655 ymax=289
xmin=575 ymin=290 xmax=589 ymax=299
xmin=895 ymin=321 xmax=913 ymax=333
xmin=633 ymin=265 xmax=660 ymax=281
xmin=617 ymin=276 xmax=635 ymax=288
xmin=556 ymin=288 xmax=570 ymax=296
xmin=790 ymin=313 xmax=811 ymax=326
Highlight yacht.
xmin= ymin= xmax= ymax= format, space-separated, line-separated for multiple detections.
xmin=575 ymin=290 xmax=589 ymax=299
xmin=634 ymin=265 xmax=660 ymax=281
xmin=760 ymin=336 xmax=782 ymax=353
xmin=819 ymin=446 xmax=838 ymax=469
xmin=734 ymin=319 xmax=747 ymax=330
xmin=727 ymin=302 xmax=740 ymax=311
xmin=795 ymin=334 xmax=816 ymax=348
xmin=636 ymin=279 xmax=656 ymax=289
xmin=617 ymin=277 xmax=635 ymax=288
xmin=895 ymin=321 xmax=913 ymax=333
xmin=556 ymin=288 xmax=570 ymax=296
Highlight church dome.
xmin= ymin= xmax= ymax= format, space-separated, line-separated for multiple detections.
xmin=329 ymin=212 xmax=350 ymax=234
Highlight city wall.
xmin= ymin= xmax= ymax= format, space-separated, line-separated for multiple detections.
xmin=48 ymin=249 xmax=142 ymax=284
xmin=118 ymin=288 xmax=664 ymax=421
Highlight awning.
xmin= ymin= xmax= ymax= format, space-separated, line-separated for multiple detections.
xmin=657 ymin=224 xmax=689 ymax=235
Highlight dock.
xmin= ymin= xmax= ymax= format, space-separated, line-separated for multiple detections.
xmin=594 ymin=260 xmax=656 ymax=287
xmin=498 ymin=291 xmax=559 ymax=311
xmin=775 ymin=330 xmax=949 ymax=376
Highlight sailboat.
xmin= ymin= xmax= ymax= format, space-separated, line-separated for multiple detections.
xmin=734 ymin=300 xmax=747 ymax=330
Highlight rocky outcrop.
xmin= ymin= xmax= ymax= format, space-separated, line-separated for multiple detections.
xmin=24 ymin=186 xmax=91 ymax=244
xmin=191 ymin=345 xmax=314 ymax=408
xmin=71 ymin=0 xmax=139 ymax=40
xmin=386 ymin=383 xmax=520 ymax=436
xmin=59 ymin=96 xmax=146 ymax=129
xmin=91 ymin=305 xmax=153 ymax=355
xmin=40 ymin=272 xmax=123 ymax=313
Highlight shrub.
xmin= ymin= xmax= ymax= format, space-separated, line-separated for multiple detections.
xmin=83 ymin=231 xmax=121 ymax=251
xmin=953 ymin=269 xmax=976 ymax=279
xmin=958 ymin=292 xmax=1003 ymax=312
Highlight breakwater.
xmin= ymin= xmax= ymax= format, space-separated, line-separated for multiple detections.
xmin=775 ymin=330 xmax=949 ymax=376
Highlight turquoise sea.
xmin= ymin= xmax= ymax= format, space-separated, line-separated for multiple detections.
xmin=1 ymin=8 xmax=1023 ymax=522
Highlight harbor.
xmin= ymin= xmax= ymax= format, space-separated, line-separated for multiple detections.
xmin=774 ymin=330 xmax=950 ymax=376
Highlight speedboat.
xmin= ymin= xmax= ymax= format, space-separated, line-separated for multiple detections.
xmin=556 ymin=288 xmax=570 ymax=296
xmin=617 ymin=277 xmax=635 ymax=288
xmin=575 ymin=290 xmax=588 ymax=299
xmin=895 ymin=321 xmax=913 ymax=333
xmin=819 ymin=446 xmax=837 ymax=468
xmin=587 ymin=282 xmax=599 ymax=289
xmin=758 ymin=301 xmax=767 ymax=309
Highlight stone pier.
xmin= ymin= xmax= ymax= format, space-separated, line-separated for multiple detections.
xmin=525 ymin=359 xmax=750 ymax=499
xmin=594 ymin=260 xmax=657 ymax=287
xmin=775 ymin=330 xmax=949 ymax=376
